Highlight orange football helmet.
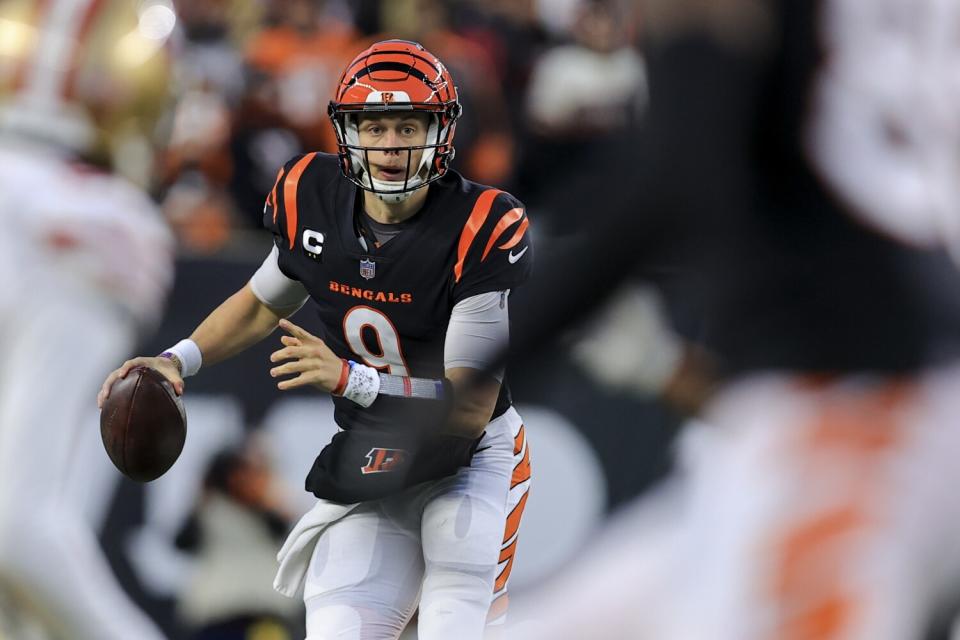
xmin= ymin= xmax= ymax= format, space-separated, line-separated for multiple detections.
xmin=328 ymin=39 xmax=461 ymax=203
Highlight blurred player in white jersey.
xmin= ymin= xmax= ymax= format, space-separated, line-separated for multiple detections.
xmin=503 ymin=0 xmax=960 ymax=638
xmin=0 ymin=1 xmax=174 ymax=638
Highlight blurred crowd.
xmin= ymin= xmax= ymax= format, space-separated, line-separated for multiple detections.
xmin=156 ymin=0 xmax=647 ymax=252
xmin=7 ymin=0 xmax=960 ymax=638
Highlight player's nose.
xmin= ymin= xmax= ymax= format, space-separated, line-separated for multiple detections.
xmin=382 ymin=128 xmax=402 ymax=154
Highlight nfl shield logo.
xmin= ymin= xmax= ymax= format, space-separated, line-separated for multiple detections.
xmin=360 ymin=258 xmax=376 ymax=280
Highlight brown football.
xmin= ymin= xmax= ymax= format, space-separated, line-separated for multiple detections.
xmin=100 ymin=366 xmax=187 ymax=482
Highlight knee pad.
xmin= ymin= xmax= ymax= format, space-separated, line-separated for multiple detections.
xmin=419 ymin=563 xmax=495 ymax=624
xmin=305 ymin=603 xmax=361 ymax=640
xmin=305 ymin=601 xmax=410 ymax=640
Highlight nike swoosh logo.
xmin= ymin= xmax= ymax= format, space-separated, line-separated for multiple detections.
xmin=508 ymin=246 xmax=528 ymax=264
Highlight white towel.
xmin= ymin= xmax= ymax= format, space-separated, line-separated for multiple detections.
xmin=273 ymin=499 xmax=358 ymax=597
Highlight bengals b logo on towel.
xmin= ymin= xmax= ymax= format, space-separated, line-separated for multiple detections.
xmin=361 ymin=448 xmax=408 ymax=474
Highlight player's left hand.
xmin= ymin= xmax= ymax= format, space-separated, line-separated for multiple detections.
xmin=270 ymin=319 xmax=343 ymax=393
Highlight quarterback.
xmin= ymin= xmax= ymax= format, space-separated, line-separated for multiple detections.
xmin=100 ymin=40 xmax=533 ymax=640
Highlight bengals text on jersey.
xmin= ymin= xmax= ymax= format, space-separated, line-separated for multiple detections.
xmin=262 ymin=151 xmax=533 ymax=435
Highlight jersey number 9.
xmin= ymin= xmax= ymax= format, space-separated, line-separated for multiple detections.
xmin=343 ymin=306 xmax=410 ymax=376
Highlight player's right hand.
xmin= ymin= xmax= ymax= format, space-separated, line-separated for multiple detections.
xmin=98 ymin=356 xmax=184 ymax=409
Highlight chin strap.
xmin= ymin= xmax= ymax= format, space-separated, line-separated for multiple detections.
xmin=369 ymin=177 xmax=420 ymax=203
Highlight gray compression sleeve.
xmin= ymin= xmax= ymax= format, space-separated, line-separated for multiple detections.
xmin=442 ymin=290 xmax=509 ymax=382
xmin=249 ymin=246 xmax=310 ymax=312
xmin=347 ymin=291 xmax=510 ymax=402
xmin=372 ymin=291 xmax=510 ymax=400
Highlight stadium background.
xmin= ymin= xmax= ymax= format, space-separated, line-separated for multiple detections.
xmin=18 ymin=1 xmax=675 ymax=638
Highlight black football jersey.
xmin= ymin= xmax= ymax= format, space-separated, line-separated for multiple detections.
xmin=262 ymin=152 xmax=533 ymax=432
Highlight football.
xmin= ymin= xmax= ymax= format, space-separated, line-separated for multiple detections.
xmin=100 ymin=366 xmax=187 ymax=482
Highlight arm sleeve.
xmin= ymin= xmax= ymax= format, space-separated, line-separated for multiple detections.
xmin=444 ymin=290 xmax=510 ymax=381
xmin=249 ymin=245 xmax=310 ymax=312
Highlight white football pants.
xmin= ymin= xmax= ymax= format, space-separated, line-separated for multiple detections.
xmin=303 ymin=406 xmax=530 ymax=640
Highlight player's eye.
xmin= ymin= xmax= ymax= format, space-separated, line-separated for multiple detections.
xmin=402 ymin=126 xmax=416 ymax=136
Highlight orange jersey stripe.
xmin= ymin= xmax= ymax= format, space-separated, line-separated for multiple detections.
xmin=805 ymin=384 xmax=910 ymax=455
xmin=776 ymin=505 xmax=864 ymax=600
xmin=488 ymin=592 xmax=509 ymax=620
xmin=481 ymin=207 xmax=524 ymax=262
xmin=453 ymin=188 xmax=502 ymax=283
xmin=498 ymin=218 xmax=530 ymax=251
xmin=282 ymin=153 xmax=317 ymax=249
xmin=766 ymin=380 xmax=914 ymax=640
xmin=513 ymin=424 xmax=526 ymax=455
xmin=502 ymin=490 xmax=529 ymax=544
xmin=781 ymin=597 xmax=855 ymax=640
xmin=498 ymin=538 xmax=517 ymax=564
xmin=495 ymin=538 xmax=519 ymax=592
xmin=269 ymin=167 xmax=284 ymax=223
xmin=511 ymin=443 xmax=531 ymax=489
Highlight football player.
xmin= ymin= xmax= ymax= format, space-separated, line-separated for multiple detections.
xmin=495 ymin=0 xmax=960 ymax=638
xmin=99 ymin=40 xmax=534 ymax=640
xmin=0 ymin=1 xmax=174 ymax=639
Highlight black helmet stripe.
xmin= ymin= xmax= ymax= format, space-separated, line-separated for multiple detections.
xmin=351 ymin=62 xmax=434 ymax=85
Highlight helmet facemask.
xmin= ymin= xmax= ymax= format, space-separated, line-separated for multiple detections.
xmin=330 ymin=102 xmax=459 ymax=203
xmin=328 ymin=40 xmax=461 ymax=203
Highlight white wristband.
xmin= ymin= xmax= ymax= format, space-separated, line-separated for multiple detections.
xmin=162 ymin=339 xmax=203 ymax=377
xmin=342 ymin=360 xmax=380 ymax=408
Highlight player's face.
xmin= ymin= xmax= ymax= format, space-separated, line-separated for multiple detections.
xmin=357 ymin=113 xmax=430 ymax=182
